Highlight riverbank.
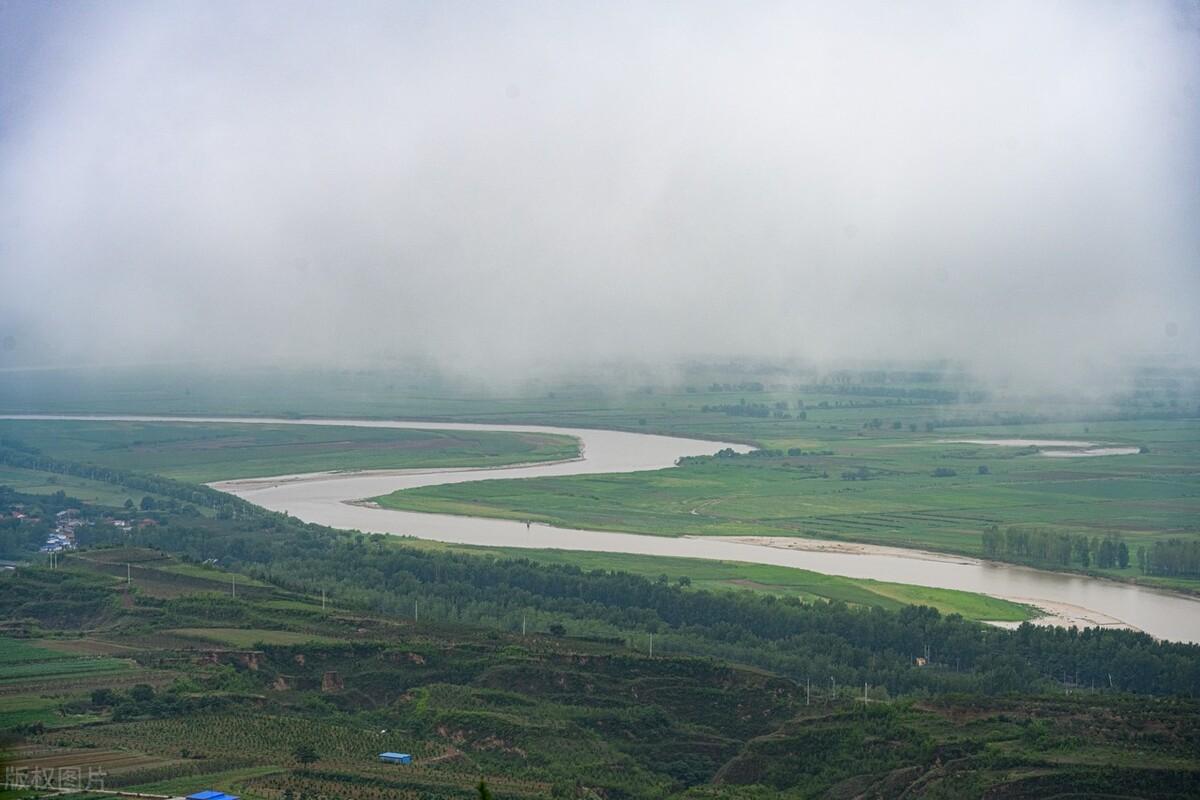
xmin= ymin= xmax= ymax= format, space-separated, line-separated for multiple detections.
xmin=707 ymin=535 xmax=1139 ymax=632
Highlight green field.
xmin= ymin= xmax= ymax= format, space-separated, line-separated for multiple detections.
xmin=0 ymin=464 xmax=181 ymax=508
xmin=0 ymin=693 xmax=103 ymax=729
xmin=0 ymin=418 xmax=579 ymax=482
xmin=165 ymin=628 xmax=344 ymax=647
xmin=0 ymin=637 xmax=132 ymax=691
xmin=128 ymin=766 xmax=286 ymax=797
xmin=0 ymin=638 xmax=76 ymax=665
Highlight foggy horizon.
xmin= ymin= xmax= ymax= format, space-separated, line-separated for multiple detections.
xmin=2 ymin=1 xmax=1198 ymax=391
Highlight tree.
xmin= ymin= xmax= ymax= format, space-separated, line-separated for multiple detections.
xmin=139 ymin=496 xmax=155 ymax=511
xmin=980 ymin=525 xmax=1001 ymax=557
xmin=477 ymin=781 xmax=493 ymax=800
xmin=292 ymin=743 xmax=319 ymax=766
xmin=1117 ymin=541 xmax=1130 ymax=569
xmin=123 ymin=498 xmax=135 ymax=510
xmin=129 ymin=684 xmax=155 ymax=703
xmin=548 ymin=623 xmax=566 ymax=637
xmin=977 ymin=465 xmax=990 ymax=475
xmin=676 ymin=576 xmax=692 ymax=587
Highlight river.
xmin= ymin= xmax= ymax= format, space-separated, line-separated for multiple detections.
xmin=6 ymin=414 xmax=1199 ymax=642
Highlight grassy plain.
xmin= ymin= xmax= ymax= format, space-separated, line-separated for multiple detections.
xmin=0 ymin=419 xmax=579 ymax=482
xmin=0 ymin=464 xmax=180 ymax=508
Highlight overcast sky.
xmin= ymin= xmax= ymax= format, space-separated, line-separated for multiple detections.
xmin=1 ymin=1 xmax=1197 ymax=387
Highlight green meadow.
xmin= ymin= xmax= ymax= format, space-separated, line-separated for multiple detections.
xmin=0 ymin=418 xmax=578 ymax=483
xmin=0 ymin=464 xmax=181 ymax=508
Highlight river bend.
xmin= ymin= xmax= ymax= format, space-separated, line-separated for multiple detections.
xmin=5 ymin=414 xmax=1198 ymax=642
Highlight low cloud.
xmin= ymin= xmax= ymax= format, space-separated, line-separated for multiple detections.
xmin=1 ymin=1 xmax=1197 ymax=390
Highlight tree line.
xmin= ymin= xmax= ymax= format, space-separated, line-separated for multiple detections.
xmin=1142 ymin=540 xmax=1200 ymax=578
xmin=66 ymin=496 xmax=1200 ymax=699
xmin=981 ymin=525 xmax=1129 ymax=570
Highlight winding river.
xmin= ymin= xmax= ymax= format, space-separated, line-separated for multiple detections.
xmin=7 ymin=414 xmax=1199 ymax=642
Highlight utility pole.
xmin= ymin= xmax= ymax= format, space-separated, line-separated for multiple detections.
xmin=805 ymin=678 xmax=810 ymax=706
xmin=232 ymin=575 xmax=236 ymax=599
xmin=127 ymin=563 xmax=131 ymax=585
xmin=649 ymin=633 xmax=653 ymax=658
xmin=522 ymin=614 xmax=527 ymax=637
xmin=414 ymin=600 xmax=419 ymax=623
xmin=321 ymin=588 xmax=326 ymax=611
xmin=830 ymin=676 xmax=836 ymax=703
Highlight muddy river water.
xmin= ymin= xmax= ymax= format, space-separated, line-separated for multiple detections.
xmin=7 ymin=415 xmax=1198 ymax=642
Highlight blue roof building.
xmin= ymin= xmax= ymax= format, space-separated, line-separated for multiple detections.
xmin=379 ymin=752 xmax=412 ymax=764
xmin=188 ymin=791 xmax=239 ymax=800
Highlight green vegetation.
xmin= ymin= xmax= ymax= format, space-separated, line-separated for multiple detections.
xmin=2 ymin=364 xmax=1196 ymax=590
xmin=378 ymin=419 xmax=1200 ymax=589
xmin=165 ymin=628 xmax=343 ymax=647
xmin=0 ymin=470 xmax=1196 ymax=798
xmin=0 ymin=534 xmax=1196 ymax=799
xmin=407 ymin=541 xmax=1032 ymax=622
xmin=56 ymin=504 xmax=1200 ymax=697
xmin=0 ymin=464 xmax=178 ymax=508
xmin=0 ymin=421 xmax=1040 ymax=619
xmin=0 ymin=364 xmax=1197 ymax=796
xmin=0 ymin=419 xmax=579 ymax=482
xmin=683 ymin=699 xmax=1200 ymax=798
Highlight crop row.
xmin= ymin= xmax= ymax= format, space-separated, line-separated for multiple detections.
xmin=53 ymin=713 xmax=439 ymax=765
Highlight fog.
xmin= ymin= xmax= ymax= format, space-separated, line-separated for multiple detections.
xmin=1 ymin=1 xmax=1197 ymax=390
